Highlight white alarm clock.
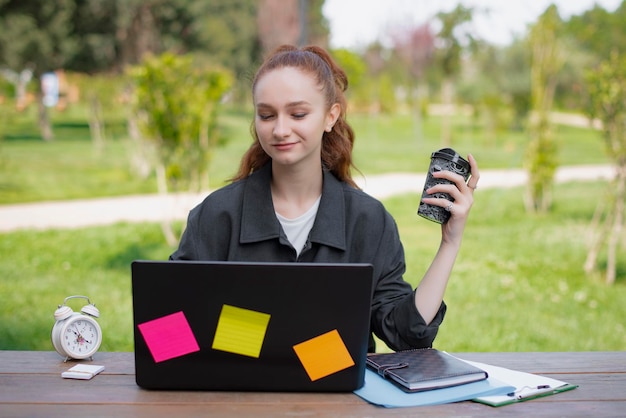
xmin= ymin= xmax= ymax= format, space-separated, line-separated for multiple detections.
xmin=51 ymin=295 xmax=102 ymax=361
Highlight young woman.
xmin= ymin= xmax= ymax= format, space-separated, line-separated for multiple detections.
xmin=170 ymin=45 xmax=480 ymax=352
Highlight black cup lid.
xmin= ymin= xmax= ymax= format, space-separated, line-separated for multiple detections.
xmin=431 ymin=148 xmax=469 ymax=168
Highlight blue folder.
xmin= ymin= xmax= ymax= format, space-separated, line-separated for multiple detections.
xmin=354 ymin=368 xmax=515 ymax=408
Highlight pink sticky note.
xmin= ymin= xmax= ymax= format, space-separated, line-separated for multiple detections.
xmin=137 ymin=311 xmax=200 ymax=363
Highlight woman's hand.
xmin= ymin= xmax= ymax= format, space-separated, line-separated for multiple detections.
xmin=421 ymin=154 xmax=480 ymax=245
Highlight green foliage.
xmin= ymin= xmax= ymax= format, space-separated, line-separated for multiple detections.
xmin=332 ymin=49 xmax=367 ymax=93
xmin=0 ymin=0 xmax=77 ymax=74
xmin=186 ymin=0 xmax=260 ymax=101
xmin=524 ymin=5 xmax=566 ymax=213
xmin=435 ymin=5 xmax=473 ymax=77
xmin=376 ymin=74 xmax=398 ymax=114
xmin=583 ymin=51 xmax=626 ymax=284
xmin=457 ymin=43 xmax=516 ymax=138
xmin=584 ymin=51 xmax=626 ymax=157
xmin=305 ymin=0 xmax=331 ymax=44
xmin=565 ymin=2 xmax=626 ymax=62
xmin=128 ymin=52 xmax=233 ymax=192
xmin=64 ymin=72 xmax=130 ymax=147
xmin=0 ymin=76 xmax=14 ymax=97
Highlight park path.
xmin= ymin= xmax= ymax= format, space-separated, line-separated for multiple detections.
xmin=0 ymin=164 xmax=614 ymax=232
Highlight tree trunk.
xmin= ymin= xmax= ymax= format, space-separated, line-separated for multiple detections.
xmin=605 ymin=165 xmax=626 ymax=284
xmin=584 ymin=196 xmax=608 ymax=275
xmin=88 ymin=96 xmax=105 ymax=153
xmin=411 ymin=82 xmax=424 ymax=145
xmin=156 ymin=163 xmax=178 ymax=247
xmin=440 ymin=77 xmax=453 ymax=147
xmin=583 ymin=164 xmax=625 ymax=284
xmin=38 ymin=100 xmax=54 ymax=141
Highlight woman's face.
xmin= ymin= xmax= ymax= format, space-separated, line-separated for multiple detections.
xmin=253 ymin=66 xmax=339 ymax=170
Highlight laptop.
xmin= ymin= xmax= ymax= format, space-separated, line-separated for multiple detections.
xmin=131 ymin=260 xmax=374 ymax=392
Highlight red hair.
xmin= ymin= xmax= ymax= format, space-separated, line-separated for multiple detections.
xmin=231 ymin=45 xmax=360 ymax=188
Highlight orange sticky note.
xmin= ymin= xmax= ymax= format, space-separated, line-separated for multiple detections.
xmin=292 ymin=329 xmax=355 ymax=381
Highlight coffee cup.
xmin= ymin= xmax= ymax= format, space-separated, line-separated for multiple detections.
xmin=417 ymin=148 xmax=470 ymax=224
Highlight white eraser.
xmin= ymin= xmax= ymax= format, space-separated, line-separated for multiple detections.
xmin=61 ymin=364 xmax=105 ymax=380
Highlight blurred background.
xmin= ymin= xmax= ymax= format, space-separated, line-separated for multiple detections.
xmin=1 ymin=0 xmax=625 ymax=353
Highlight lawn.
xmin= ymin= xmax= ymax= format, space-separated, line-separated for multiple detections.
xmin=0 ymin=105 xmax=610 ymax=204
xmin=0 ymin=105 xmax=623 ymax=353
xmin=1 ymin=180 xmax=624 ymax=353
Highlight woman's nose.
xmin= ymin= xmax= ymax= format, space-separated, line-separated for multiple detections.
xmin=273 ymin=115 xmax=291 ymax=138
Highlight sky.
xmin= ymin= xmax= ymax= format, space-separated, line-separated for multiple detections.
xmin=323 ymin=0 xmax=622 ymax=49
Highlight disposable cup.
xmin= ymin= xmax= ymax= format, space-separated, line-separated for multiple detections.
xmin=417 ymin=148 xmax=471 ymax=224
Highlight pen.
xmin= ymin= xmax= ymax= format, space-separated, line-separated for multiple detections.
xmin=507 ymin=385 xmax=552 ymax=398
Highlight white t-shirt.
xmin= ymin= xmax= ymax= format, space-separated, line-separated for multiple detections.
xmin=275 ymin=196 xmax=321 ymax=256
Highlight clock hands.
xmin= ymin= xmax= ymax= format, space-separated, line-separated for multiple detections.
xmin=69 ymin=323 xmax=92 ymax=345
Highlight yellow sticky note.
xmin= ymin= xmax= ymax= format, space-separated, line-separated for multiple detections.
xmin=292 ymin=329 xmax=355 ymax=381
xmin=212 ymin=305 xmax=271 ymax=358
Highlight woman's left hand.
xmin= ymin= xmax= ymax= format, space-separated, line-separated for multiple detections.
xmin=421 ymin=154 xmax=480 ymax=244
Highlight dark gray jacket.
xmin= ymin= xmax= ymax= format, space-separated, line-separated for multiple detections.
xmin=170 ymin=163 xmax=446 ymax=351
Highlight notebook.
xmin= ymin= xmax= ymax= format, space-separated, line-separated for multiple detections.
xmin=131 ymin=260 xmax=374 ymax=392
xmin=366 ymin=348 xmax=488 ymax=392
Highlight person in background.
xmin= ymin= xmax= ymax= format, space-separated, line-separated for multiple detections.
xmin=170 ymin=44 xmax=480 ymax=352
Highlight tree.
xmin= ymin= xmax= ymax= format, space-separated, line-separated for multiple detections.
xmin=128 ymin=52 xmax=232 ymax=245
xmin=257 ymin=0 xmax=328 ymax=53
xmin=331 ymin=48 xmax=368 ymax=109
xmin=583 ymin=51 xmax=626 ymax=285
xmin=457 ymin=42 xmax=512 ymax=143
xmin=558 ymin=1 xmax=626 ymax=110
xmin=434 ymin=5 xmax=474 ymax=146
xmin=0 ymin=0 xmax=79 ymax=140
xmin=358 ymin=43 xmax=398 ymax=114
xmin=302 ymin=0 xmax=329 ymax=47
xmin=565 ymin=1 xmax=626 ymax=62
xmin=391 ymin=23 xmax=435 ymax=142
xmin=65 ymin=72 xmax=128 ymax=152
xmin=524 ymin=5 xmax=566 ymax=213
xmin=184 ymin=0 xmax=260 ymax=102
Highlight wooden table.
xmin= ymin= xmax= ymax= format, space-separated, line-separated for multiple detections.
xmin=0 ymin=351 xmax=624 ymax=417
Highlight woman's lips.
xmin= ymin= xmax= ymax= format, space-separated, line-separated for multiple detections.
xmin=274 ymin=142 xmax=297 ymax=151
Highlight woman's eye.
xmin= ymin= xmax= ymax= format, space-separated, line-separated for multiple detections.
xmin=292 ymin=113 xmax=307 ymax=119
xmin=258 ymin=114 xmax=274 ymax=121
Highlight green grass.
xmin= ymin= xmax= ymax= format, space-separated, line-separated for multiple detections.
xmin=1 ymin=181 xmax=624 ymax=352
xmin=0 ymin=222 xmax=172 ymax=351
xmin=387 ymin=181 xmax=626 ymax=352
xmin=0 ymin=106 xmax=610 ymax=204
xmin=0 ymin=105 xmax=623 ymax=353
xmin=0 ymin=107 xmax=157 ymax=204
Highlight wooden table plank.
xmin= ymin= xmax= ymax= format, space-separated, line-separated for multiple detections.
xmin=454 ymin=351 xmax=626 ymax=374
xmin=0 ymin=351 xmax=133 ymax=374
xmin=2 ymin=400 xmax=626 ymax=417
xmin=1 ymin=351 xmax=624 ymax=417
xmin=3 ymin=351 xmax=624 ymax=374
xmin=1 ymin=371 xmax=622 ymax=403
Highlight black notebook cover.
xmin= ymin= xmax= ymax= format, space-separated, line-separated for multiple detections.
xmin=366 ymin=348 xmax=488 ymax=393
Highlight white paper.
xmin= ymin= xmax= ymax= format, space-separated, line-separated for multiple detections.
xmin=458 ymin=358 xmax=568 ymax=403
xmin=61 ymin=364 xmax=105 ymax=380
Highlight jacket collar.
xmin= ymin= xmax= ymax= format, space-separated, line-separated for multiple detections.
xmin=240 ymin=163 xmax=347 ymax=251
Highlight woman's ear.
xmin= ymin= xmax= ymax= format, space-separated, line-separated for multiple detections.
xmin=325 ymin=103 xmax=341 ymax=132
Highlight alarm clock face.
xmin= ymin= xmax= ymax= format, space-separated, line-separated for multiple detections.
xmin=58 ymin=314 xmax=102 ymax=359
